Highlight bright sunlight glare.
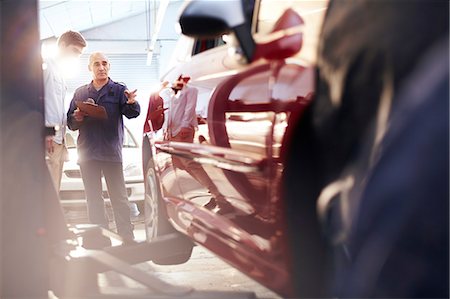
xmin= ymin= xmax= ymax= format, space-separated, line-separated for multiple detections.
xmin=41 ymin=41 xmax=81 ymax=79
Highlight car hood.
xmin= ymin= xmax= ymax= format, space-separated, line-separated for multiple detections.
xmin=63 ymin=148 xmax=143 ymax=178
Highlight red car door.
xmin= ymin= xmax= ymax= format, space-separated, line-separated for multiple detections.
xmin=154 ymin=2 xmax=327 ymax=296
xmin=157 ymin=60 xmax=314 ymax=296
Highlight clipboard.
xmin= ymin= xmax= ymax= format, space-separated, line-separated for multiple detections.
xmin=76 ymin=101 xmax=108 ymax=120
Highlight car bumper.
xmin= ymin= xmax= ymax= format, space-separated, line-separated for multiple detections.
xmin=59 ymin=178 xmax=145 ymax=207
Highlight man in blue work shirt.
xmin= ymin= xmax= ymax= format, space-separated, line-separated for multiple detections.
xmin=67 ymin=52 xmax=140 ymax=243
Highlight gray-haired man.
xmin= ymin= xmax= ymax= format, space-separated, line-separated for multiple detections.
xmin=67 ymin=52 xmax=140 ymax=242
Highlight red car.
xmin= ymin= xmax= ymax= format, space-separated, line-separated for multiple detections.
xmin=142 ymin=1 xmax=327 ymax=297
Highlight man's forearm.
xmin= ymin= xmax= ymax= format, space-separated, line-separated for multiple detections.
xmin=67 ymin=115 xmax=82 ymax=130
xmin=122 ymin=102 xmax=141 ymax=119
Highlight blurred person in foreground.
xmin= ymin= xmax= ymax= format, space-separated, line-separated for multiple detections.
xmin=337 ymin=35 xmax=449 ymax=299
xmin=44 ymin=30 xmax=86 ymax=190
xmin=67 ymin=52 xmax=140 ymax=245
xmin=283 ymin=0 xmax=449 ymax=297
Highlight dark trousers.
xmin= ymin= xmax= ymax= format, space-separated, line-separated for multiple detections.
xmin=79 ymin=161 xmax=134 ymax=239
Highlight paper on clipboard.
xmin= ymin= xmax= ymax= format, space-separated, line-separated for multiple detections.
xmin=76 ymin=101 xmax=108 ymax=120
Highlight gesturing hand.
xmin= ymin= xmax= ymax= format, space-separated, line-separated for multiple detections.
xmin=125 ymin=89 xmax=138 ymax=104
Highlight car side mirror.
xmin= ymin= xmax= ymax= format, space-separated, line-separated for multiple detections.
xmin=179 ymin=0 xmax=256 ymax=62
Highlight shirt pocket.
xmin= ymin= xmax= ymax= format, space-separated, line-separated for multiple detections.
xmin=100 ymin=96 xmax=121 ymax=119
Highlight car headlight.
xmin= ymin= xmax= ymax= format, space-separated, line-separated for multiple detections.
xmin=123 ymin=163 xmax=142 ymax=177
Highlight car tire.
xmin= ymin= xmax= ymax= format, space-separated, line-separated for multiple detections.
xmin=144 ymin=157 xmax=193 ymax=265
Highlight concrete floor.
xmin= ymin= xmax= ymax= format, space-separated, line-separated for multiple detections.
xmin=95 ymin=224 xmax=282 ymax=299
xmin=58 ymin=207 xmax=282 ymax=299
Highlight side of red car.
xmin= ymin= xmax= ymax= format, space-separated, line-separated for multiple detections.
xmin=142 ymin=1 xmax=328 ymax=297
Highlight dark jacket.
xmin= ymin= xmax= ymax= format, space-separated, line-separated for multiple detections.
xmin=283 ymin=0 xmax=449 ymax=297
xmin=67 ymin=79 xmax=140 ymax=163
xmin=339 ymin=38 xmax=449 ymax=298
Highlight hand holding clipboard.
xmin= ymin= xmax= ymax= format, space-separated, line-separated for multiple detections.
xmin=75 ymin=98 xmax=108 ymax=120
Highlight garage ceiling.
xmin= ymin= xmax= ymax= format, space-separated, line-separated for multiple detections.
xmin=39 ymin=1 xmax=151 ymax=40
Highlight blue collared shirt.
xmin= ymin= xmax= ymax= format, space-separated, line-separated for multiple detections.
xmin=67 ymin=78 xmax=140 ymax=163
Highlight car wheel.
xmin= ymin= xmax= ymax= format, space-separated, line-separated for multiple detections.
xmin=145 ymin=165 xmax=160 ymax=239
xmin=144 ymin=158 xmax=193 ymax=265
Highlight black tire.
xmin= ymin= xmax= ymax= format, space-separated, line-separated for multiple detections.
xmin=144 ymin=147 xmax=193 ymax=265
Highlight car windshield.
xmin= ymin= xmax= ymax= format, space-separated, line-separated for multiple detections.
xmin=65 ymin=127 xmax=138 ymax=149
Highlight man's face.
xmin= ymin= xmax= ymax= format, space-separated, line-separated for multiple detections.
xmin=89 ymin=53 xmax=110 ymax=81
xmin=59 ymin=42 xmax=84 ymax=59
xmin=172 ymin=77 xmax=190 ymax=90
xmin=56 ymin=43 xmax=84 ymax=79
xmin=172 ymin=79 xmax=185 ymax=90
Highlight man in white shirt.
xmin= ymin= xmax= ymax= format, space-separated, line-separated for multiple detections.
xmin=44 ymin=30 xmax=86 ymax=189
xmin=159 ymin=76 xmax=232 ymax=212
xmin=159 ymin=76 xmax=198 ymax=141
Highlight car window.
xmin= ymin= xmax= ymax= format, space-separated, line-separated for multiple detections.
xmin=191 ymin=37 xmax=226 ymax=56
xmin=65 ymin=131 xmax=76 ymax=149
xmin=228 ymin=63 xmax=313 ymax=105
xmin=191 ymin=0 xmax=256 ymax=56
xmin=123 ymin=127 xmax=138 ymax=148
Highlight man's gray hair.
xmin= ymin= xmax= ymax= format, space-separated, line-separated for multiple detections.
xmin=88 ymin=51 xmax=109 ymax=66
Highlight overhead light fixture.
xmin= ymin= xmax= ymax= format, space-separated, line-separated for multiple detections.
xmin=145 ymin=0 xmax=169 ymax=66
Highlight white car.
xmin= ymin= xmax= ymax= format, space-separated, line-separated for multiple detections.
xmin=60 ymin=126 xmax=144 ymax=222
